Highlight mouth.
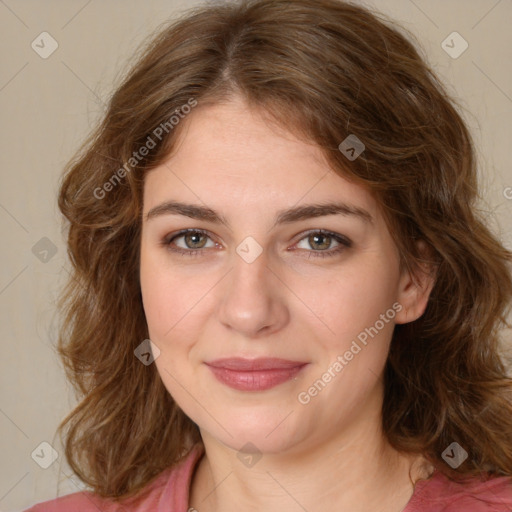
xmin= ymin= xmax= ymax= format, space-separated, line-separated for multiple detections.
xmin=204 ymin=357 xmax=309 ymax=391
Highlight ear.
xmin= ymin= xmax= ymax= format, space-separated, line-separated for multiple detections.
xmin=394 ymin=240 xmax=437 ymax=325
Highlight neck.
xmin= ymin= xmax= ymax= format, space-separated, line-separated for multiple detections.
xmin=189 ymin=387 xmax=432 ymax=512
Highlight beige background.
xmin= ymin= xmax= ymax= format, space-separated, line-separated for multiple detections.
xmin=0 ymin=0 xmax=511 ymax=510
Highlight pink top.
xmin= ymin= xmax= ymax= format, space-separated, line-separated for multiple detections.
xmin=25 ymin=444 xmax=512 ymax=511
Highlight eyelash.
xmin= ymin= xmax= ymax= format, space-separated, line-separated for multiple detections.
xmin=161 ymin=228 xmax=352 ymax=259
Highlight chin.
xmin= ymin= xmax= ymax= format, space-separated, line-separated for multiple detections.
xmin=198 ymin=406 xmax=309 ymax=456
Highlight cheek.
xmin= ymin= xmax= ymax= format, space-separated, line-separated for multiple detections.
xmin=302 ymin=266 xmax=399 ymax=408
xmin=301 ymin=258 xmax=399 ymax=346
xmin=141 ymin=273 xmax=196 ymax=344
xmin=139 ymin=257 xmax=211 ymax=420
xmin=139 ymin=257 xmax=198 ymax=397
xmin=140 ymin=247 xmax=189 ymax=342
xmin=140 ymin=247 xmax=218 ymax=359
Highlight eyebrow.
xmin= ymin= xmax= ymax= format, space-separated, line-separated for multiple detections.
xmin=145 ymin=200 xmax=373 ymax=227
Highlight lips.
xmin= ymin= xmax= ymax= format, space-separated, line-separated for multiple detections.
xmin=205 ymin=357 xmax=308 ymax=391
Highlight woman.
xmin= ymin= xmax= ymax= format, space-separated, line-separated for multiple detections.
xmin=25 ymin=0 xmax=512 ymax=510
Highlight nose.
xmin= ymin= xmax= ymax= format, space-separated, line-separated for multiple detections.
xmin=215 ymin=244 xmax=289 ymax=338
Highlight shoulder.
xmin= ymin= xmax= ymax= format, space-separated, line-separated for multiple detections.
xmin=23 ymin=490 xmax=118 ymax=512
xmin=406 ymin=470 xmax=512 ymax=511
xmin=24 ymin=444 xmax=205 ymax=512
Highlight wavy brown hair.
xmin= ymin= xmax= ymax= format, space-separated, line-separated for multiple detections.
xmin=54 ymin=0 xmax=512 ymax=502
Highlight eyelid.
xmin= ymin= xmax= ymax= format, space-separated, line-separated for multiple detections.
xmin=161 ymin=228 xmax=352 ymax=258
xmin=292 ymin=228 xmax=352 ymax=248
xmin=161 ymin=228 xmax=218 ymax=250
xmin=289 ymin=229 xmax=352 ymax=259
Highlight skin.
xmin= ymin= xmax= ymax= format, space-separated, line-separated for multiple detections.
xmin=139 ymin=96 xmax=435 ymax=512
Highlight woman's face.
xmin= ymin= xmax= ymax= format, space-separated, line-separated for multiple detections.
xmin=140 ymin=97 xmax=429 ymax=455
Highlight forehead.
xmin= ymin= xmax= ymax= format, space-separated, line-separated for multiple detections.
xmin=165 ymin=98 xmax=327 ymax=175
xmin=142 ymin=98 xmax=377 ymax=221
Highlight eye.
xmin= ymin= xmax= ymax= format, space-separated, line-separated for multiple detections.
xmin=161 ymin=229 xmax=217 ymax=257
xmin=293 ymin=229 xmax=352 ymax=258
xmin=161 ymin=228 xmax=352 ymax=259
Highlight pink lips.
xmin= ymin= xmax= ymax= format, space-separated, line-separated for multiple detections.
xmin=205 ymin=357 xmax=308 ymax=391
